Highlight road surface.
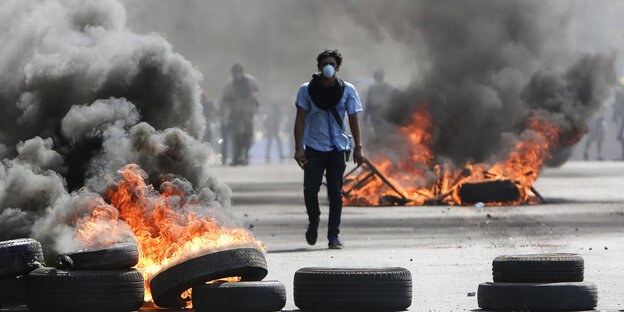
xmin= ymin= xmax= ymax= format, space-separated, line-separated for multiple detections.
xmin=217 ymin=160 xmax=624 ymax=311
xmin=1 ymin=161 xmax=622 ymax=311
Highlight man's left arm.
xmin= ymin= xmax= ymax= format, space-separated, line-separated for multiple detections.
xmin=346 ymin=86 xmax=365 ymax=166
xmin=348 ymin=113 xmax=365 ymax=166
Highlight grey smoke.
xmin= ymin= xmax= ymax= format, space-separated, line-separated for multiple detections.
xmin=0 ymin=0 xmax=205 ymax=149
xmin=351 ymin=1 xmax=618 ymax=168
xmin=0 ymin=0 xmax=233 ymax=257
xmin=60 ymin=98 xmax=140 ymax=144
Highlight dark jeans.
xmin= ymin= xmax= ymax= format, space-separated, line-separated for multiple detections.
xmin=303 ymin=147 xmax=346 ymax=240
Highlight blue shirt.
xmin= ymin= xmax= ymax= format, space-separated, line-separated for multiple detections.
xmin=295 ymin=80 xmax=363 ymax=152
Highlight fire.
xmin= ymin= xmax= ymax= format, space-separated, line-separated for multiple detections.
xmin=75 ymin=164 xmax=262 ymax=306
xmin=345 ymin=103 xmax=573 ymax=206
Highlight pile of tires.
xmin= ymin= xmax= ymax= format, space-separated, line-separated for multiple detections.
xmin=294 ymin=267 xmax=412 ymax=311
xmin=0 ymin=238 xmax=45 ymax=309
xmin=26 ymin=242 xmax=144 ymax=312
xmin=149 ymin=245 xmax=286 ymax=312
xmin=478 ymin=253 xmax=598 ymax=311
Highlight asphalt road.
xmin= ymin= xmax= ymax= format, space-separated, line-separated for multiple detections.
xmin=216 ymin=160 xmax=624 ymax=311
xmin=1 ymin=161 xmax=623 ymax=311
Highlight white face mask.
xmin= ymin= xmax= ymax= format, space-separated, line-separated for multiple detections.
xmin=322 ymin=64 xmax=335 ymax=78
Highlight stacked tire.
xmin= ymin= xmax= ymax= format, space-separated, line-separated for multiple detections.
xmin=148 ymin=245 xmax=286 ymax=312
xmin=294 ymin=267 xmax=412 ymax=311
xmin=26 ymin=242 xmax=144 ymax=312
xmin=478 ymin=253 xmax=598 ymax=311
xmin=0 ymin=238 xmax=45 ymax=309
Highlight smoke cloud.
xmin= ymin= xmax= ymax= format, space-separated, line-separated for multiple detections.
xmin=348 ymin=1 xmax=618 ymax=167
xmin=0 ymin=0 xmax=232 ymax=257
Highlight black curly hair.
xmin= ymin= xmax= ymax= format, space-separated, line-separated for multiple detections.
xmin=316 ymin=49 xmax=342 ymax=69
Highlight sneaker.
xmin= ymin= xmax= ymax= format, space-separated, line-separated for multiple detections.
xmin=305 ymin=223 xmax=318 ymax=246
xmin=328 ymin=238 xmax=344 ymax=249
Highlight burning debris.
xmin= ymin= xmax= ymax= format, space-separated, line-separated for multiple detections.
xmin=344 ymin=1 xmax=617 ymax=206
xmin=343 ymin=102 xmax=600 ymax=206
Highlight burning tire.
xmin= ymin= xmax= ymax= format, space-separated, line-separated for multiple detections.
xmin=458 ymin=180 xmax=520 ymax=204
xmin=56 ymin=243 xmax=139 ymax=270
xmin=150 ymin=246 xmax=268 ymax=308
xmin=477 ymin=282 xmax=597 ymax=311
xmin=192 ymin=281 xmax=286 ymax=312
xmin=0 ymin=238 xmax=44 ymax=279
xmin=294 ymin=267 xmax=412 ymax=312
xmin=26 ymin=267 xmax=144 ymax=312
xmin=492 ymin=253 xmax=584 ymax=283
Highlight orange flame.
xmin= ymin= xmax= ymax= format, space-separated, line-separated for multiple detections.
xmin=345 ymin=104 xmax=572 ymax=206
xmin=75 ymin=164 xmax=262 ymax=306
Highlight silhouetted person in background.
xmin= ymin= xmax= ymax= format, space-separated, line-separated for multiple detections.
xmin=294 ymin=49 xmax=365 ymax=249
xmin=201 ymin=91 xmax=217 ymax=146
xmin=221 ymin=63 xmax=259 ymax=166
xmin=614 ymin=82 xmax=624 ymax=160
xmin=584 ymin=113 xmax=606 ymax=160
xmin=265 ymin=101 xmax=284 ymax=161
xmin=364 ymin=69 xmax=393 ymax=135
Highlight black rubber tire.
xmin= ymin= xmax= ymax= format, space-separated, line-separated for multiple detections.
xmin=26 ymin=267 xmax=144 ymax=312
xmin=0 ymin=238 xmax=44 ymax=279
xmin=55 ymin=243 xmax=139 ymax=270
xmin=477 ymin=282 xmax=598 ymax=311
xmin=492 ymin=253 xmax=584 ymax=283
xmin=150 ymin=246 xmax=268 ymax=308
xmin=458 ymin=180 xmax=520 ymax=204
xmin=294 ymin=267 xmax=412 ymax=312
xmin=192 ymin=281 xmax=286 ymax=312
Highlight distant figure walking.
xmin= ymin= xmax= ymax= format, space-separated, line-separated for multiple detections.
xmin=265 ymin=101 xmax=284 ymax=161
xmin=364 ymin=69 xmax=393 ymax=134
xmin=221 ymin=64 xmax=259 ymax=166
xmin=615 ymin=83 xmax=624 ymax=160
xmin=201 ymin=91 xmax=217 ymax=146
xmin=584 ymin=114 xmax=606 ymax=160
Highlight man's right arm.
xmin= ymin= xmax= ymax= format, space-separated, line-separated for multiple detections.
xmin=294 ymin=106 xmax=306 ymax=168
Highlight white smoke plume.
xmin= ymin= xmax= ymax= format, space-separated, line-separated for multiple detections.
xmin=0 ymin=0 xmax=232 ymax=258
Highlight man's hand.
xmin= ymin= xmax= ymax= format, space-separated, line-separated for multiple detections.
xmin=353 ymin=146 xmax=365 ymax=166
xmin=294 ymin=148 xmax=307 ymax=169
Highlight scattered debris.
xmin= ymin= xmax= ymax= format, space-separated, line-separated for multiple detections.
xmin=343 ymin=158 xmax=544 ymax=206
xmin=343 ymin=158 xmax=409 ymax=206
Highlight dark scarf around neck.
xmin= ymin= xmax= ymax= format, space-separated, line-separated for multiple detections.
xmin=307 ymin=73 xmax=345 ymax=110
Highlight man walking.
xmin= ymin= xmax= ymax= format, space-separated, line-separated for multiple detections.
xmin=221 ymin=63 xmax=259 ymax=166
xmin=293 ymin=49 xmax=365 ymax=249
xmin=364 ymin=69 xmax=393 ymax=134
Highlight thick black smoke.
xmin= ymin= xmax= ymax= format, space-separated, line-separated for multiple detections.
xmin=355 ymin=1 xmax=617 ymax=167
xmin=0 ymin=0 xmax=232 ymax=256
